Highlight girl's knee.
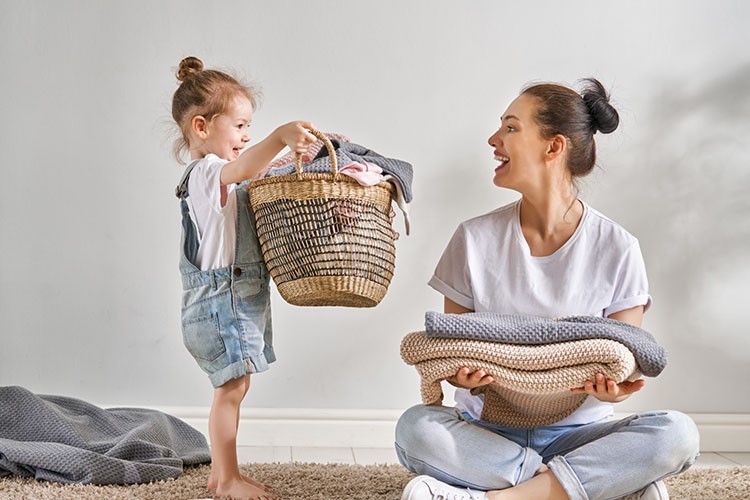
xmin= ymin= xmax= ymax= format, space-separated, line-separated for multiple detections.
xmin=215 ymin=376 xmax=250 ymax=404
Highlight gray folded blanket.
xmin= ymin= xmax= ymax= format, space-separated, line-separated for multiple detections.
xmin=0 ymin=386 xmax=210 ymax=485
xmin=425 ymin=312 xmax=667 ymax=376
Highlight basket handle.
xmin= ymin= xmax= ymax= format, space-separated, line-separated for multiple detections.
xmin=295 ymin=128 xmax=339 ymax=180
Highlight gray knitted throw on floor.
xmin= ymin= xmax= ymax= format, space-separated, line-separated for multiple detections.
xmin=0 ymin=386 xmax=210 ymax=485
xmin=401 ymin=313 xmax=667 ymax=428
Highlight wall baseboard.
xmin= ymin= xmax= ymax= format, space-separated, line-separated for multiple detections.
xmin=155 ymin=407 xmax=750 ymax=452
xmin=682 ymin=413 xmax=750 ymax=453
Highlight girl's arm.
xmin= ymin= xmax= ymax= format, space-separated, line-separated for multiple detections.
xmin=220 ymin=121 xmax=315 ymax=186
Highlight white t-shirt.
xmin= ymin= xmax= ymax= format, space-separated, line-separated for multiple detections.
xmin=186 ymin=154 xmax=238 ymax=270
xmin=428 ymin=198 xmax=652 ymax=426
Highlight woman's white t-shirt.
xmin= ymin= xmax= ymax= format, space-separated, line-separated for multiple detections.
xmin=185 ymin=154 xmax=238 ymax=271
xmin=428 ymin=199 xmax=652 ymax=426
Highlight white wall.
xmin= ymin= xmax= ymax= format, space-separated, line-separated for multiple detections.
xmin=1 ymin=0 xmax=748 ymax=419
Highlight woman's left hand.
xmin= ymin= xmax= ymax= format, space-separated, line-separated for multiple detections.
xmin=571 ymin=373 xmax=645 ymax=403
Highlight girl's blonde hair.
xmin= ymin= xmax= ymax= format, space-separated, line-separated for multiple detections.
xmin=171 ymin=56 xmax=259 ymax=162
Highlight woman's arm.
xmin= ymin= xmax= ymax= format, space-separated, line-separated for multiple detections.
xmin=444 ymin=297 xmax=474 ymax=314
xmin=608 ymin=305 xmax=644 ymax=328
xmin=571 ymin=304 xmax=647 ymax=402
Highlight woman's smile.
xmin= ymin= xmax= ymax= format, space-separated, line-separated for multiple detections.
xmin=494 ymin=154 xmax=509 ymax=171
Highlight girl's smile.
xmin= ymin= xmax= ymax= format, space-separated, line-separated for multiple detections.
xmin=193 ymin=95 xmax=254 ymax=161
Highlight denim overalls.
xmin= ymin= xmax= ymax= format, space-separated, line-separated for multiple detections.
xmin=175 ymin=161 xmax=275 ymax=388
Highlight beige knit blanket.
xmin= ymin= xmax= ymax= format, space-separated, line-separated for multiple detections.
xmin=400 ymin=332 xmax=640 ymax=428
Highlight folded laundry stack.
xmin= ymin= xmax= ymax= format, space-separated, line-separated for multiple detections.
xmin=401 ymin=312 xmax=667 ymax=428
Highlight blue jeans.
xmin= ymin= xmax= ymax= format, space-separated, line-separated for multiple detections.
xmin=395 ymin=405 xmax=699 ymax=500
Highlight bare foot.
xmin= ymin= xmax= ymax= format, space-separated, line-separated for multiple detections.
xmin=207 ymin=473 xmax=274 ymax=492
xmin=215 ymin=478 xmax=279 ymax=499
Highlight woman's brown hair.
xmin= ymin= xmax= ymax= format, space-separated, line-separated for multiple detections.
xmin=522 ymin=78 xmax=619 ymax=178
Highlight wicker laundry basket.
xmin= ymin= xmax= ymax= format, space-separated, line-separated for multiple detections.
xmin=247 ymin=129 xmax=396 ymax=307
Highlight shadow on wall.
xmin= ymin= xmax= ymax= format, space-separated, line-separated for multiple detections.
xmin=613 ymin=64 xmax=750 ymax=362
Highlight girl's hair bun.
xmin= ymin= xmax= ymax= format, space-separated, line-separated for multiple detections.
xmin=176 ymin=56 xmax=204 ymax=82
xmin=580 ymin=78 xmax=619 ymax=134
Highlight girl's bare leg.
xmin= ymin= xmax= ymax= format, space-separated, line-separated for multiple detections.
xmin=207 ymin=375 xmax=277 ymax=499
xmin=207 ymin=375 xmax=273 ymax=493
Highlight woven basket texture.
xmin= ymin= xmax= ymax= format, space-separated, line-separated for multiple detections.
xmin=248 ymin=130 xmax=395 ymax=307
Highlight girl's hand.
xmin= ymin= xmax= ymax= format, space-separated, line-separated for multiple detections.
xmin=446 ymin=367 xmax=494 ymax=390
xmin=276 ymin=121 xmax=317 ymax=154
xmin=571 ymin=373 xmax=645 ymax=403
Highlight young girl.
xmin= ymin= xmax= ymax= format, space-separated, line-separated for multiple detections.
xmin=395 ymin=79 xmax=699 ymax=500
xmin=171 ymin=56 xmax=315 ymax=500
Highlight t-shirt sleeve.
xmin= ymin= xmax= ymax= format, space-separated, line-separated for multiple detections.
xmin=604 ymin=240 xmax=652 ymax=317
xmin=427 ymin=224 xmax=475 ymax=310
xmin=189 ymin=156 xmax=234 ymax=213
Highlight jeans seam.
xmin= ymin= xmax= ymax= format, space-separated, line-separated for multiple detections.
xmin=515 ymin=447 xmax=543 ymax=485
xmin=547 ymin=455 xmax=589 ymax=500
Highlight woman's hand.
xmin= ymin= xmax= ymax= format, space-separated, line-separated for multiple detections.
xmin=571 ymin=373 xmax=645 ymax=403
xmin=446 ymin=367 xmax=494 ymax=390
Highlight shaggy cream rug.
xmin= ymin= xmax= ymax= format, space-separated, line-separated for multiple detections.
xmin=1 ymin=464 xmax=748 ymax=499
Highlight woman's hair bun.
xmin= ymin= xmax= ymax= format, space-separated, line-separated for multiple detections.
xmin=580 ymin=78 xmax=619 ymax=134
xmin=176 ymin=56 xmax=204 ymax=82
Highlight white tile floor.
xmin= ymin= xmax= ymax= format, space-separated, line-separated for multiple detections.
xmin=238 ymin=447 xmax=750 ymax=469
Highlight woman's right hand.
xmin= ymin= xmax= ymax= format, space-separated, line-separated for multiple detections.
xmin=446 ymin=367 xmax=494 ymax=389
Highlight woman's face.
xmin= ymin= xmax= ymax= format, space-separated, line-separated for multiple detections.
xmin=487 ymin=93 xmax=550 ymax=192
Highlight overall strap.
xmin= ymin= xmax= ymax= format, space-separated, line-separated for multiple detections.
xmin=175 ymin=160 xmax=201 ymax=199
xmin=176 ymin=160 xmax=201 ymax=268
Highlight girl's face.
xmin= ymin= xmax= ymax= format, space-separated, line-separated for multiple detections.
xmin=487 ymin=93 xmax=551 ymax=192
xmin=198 ymin=95 xmax=254 ymax=161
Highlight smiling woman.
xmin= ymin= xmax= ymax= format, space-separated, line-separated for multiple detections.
xmin=490 ymin=79 xmax=619 ymax=195
xmin=394 ymin=78 xmax=700 ymax=500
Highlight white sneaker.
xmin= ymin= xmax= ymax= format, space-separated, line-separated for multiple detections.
xmin=401 ymin=475 xmax=488 ymax=500
xmin=619 ymin=480 xmax=669 ymax=499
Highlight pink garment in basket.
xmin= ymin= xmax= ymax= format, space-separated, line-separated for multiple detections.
xmin=338 ymin=161 xmax=384 ymax=186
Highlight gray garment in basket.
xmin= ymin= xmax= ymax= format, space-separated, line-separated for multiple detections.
xmin=0 ymin=386 xmax=210 ymax=485
xmin=267 ymin=140 xmax=414 ymax=203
